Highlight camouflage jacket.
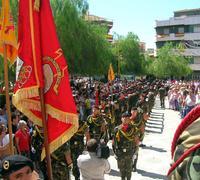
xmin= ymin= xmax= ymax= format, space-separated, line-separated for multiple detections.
xmin=113 ymin=123 xmax=138 ymax=157
xmin=52 ymin=142 xmax=70 ymax=180
xmin=159 ymin=87 xmax=165 ymax=97
xmin=30 ymin=125 xmax=44 ymax=162
xmin=169 ymin=113 xmax=200 ymax=179
xmin=103 ymin=113 xmax=113 ymax=125
xmin=70 ymin=120 xmax=88 ymax=152
xmin=87 ymin=115 xmax=106 ymax=140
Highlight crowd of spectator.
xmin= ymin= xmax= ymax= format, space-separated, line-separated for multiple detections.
xmin=1 ymin=77 xmax=200 ymax=179
xmin=167 ymin=80 xmax=200 ymax=118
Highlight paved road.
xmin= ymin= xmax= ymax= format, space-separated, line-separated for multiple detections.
xmin=104 ymin=98 xmax=181 ymax=180
xmin=71 ymin=97 xmax=181 ymax=180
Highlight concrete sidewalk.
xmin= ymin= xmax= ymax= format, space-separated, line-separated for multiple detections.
xmin=104 ymin=97 xmax=181 ymax=180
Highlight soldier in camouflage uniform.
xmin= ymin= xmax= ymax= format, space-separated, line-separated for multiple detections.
xmin=168 ymin=105 xmax=200 ymax=180
xmin=136 ymin=93 xmax=149 ymax=142
xmin=127 ymin=91 xmax=139 ymax=113
xmin=130 ymin=104 xmax=148 ymax=171
xmin=30 ymin=125 xmax=44 ymax=175
xmin=29 ymin=125 xmax=51 ymax=179
xmin=158 ymin=85 xmax=165 ymax=108
xmin=87 ymin=106 xmax=108 ymax=143
xmin=113 ymin=101 xmax=121 ymax=126
xmin=51 ymin=142 xmax=71 ymax=180
xmin=113 ymin=112 xmax=139 ymax=180
xmin=147 ymin=88 xmax=155 ymax=115
xmin=70 ymin=118 xmax=89 ymax=180
xmin=119 ymin=93 xmax=127 ymax=114
xmin=102 ymin=105 xmax=114 ymax=140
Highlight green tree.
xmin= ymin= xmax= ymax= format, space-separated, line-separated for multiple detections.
xmin=144 ymin=55 xmax=154 ymax=74
xmin=79 ymin=23 xmax=113 ymax=75
xmin=10 ymin=0 xmax=18 ymax=24
xmin=150 ymin=42 xmax=192 ymax=78
xmin=51 ymin=0 xmax=113 ymax=75
xmin=8 ymin=0 xmax=113 ymax=76
xmin=113 ymin=32 xmax=144 ymax=75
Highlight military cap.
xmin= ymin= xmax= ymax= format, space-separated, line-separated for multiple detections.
xmin=0 ymin=155 xmax=34 ymax=177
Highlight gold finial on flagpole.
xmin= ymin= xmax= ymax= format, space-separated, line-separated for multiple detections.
xmin=34 ymin=0 xmax=40 ymax=11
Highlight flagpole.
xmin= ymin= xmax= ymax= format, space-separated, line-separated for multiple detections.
xmin=39 ymin=88 xmax=53 ymax=180
xmin=111 ymin=80 xmax=114 ymax=111
xmin=3 ymin=43 xmax=14 ymax=155
xmin=27 ymin=0 xmax=52 ymax=178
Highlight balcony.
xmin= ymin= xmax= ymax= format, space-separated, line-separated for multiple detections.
xmin=174 ymin=33 xmax=184 ymax=37
xmin=182 ymin=49 xmax=200 ymax=57
xmin=189 ymin=64 xmax=200 ymax=71
xmin=156 ymin=15 xmax=200 ymax=27
xmin=156 ymin=32 xmax=200 ymax=41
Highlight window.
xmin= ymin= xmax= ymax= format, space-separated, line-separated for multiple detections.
xmin=163 ymin=28 xmax=169 ymax=35
xmin=188 ymin=25 xmax=194 ymax=33
xmin=193 ymin=25 xmax=200 ymax=33
xmin=178 ymin=27 xmax=184 ymax=34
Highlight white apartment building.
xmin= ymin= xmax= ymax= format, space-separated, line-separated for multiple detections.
xmin=155 ymin=8 xmax=200 ymax=78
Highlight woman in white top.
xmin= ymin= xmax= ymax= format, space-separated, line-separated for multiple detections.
xmin=184 ymin=91 xmax=196 ymax=117
xmin=0 ymin=124 xmax=13 ymax=159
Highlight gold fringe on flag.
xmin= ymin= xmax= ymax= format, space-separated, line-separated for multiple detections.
xmin=41 ymin=119 xmax=78 ymax=160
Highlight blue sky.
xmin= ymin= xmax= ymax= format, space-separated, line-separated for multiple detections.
xmin=87 ymin=0 xmax=200 ymax=49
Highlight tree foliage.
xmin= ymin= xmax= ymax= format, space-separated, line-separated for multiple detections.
xmin=113 ymin=32 xmax=144 ymax=75
xmin=4 ymin=0 xmax=148 ymax=79
xmin=143 ymin=55 xmax=155 ymax=76
xmin=149 ymin=42 xmax=192 ymax=78
xmin=3 ymin=0 xmax=114 ymax=77
xmin=49 ymin=0 xmax=113 ymax=75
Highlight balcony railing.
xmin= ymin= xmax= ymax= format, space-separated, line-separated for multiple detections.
xmin=156 ymin=32 xmax=200 ymax=41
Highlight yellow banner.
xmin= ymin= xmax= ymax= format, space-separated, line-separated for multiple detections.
xmin=0 ymin=0 xmax=17 ymax=64
xmin=108 ymin=63 xmax=115 ymax=81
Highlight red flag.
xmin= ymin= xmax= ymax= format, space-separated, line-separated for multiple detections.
xmin=12 ymin=0 xmax=78 ymax=159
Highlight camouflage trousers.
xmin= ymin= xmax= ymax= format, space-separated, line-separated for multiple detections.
xmin=160 ymin=96 xmax=165 ymax=108
xmin=148 ymin=102 xmax=154 ymax=113
xmin=117 ymin=155 xmax=133 ymax=180
xmin=139 ymin=122 xmax=146 ymax=142
xmin=52 ymin=161 xmax=70 ymax=180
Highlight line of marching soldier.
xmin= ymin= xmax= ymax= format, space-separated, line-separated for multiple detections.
xmin=64 ymin=80 xmax=158 ymax=180
xmin=30 ymin=79 xmax=160 ymax=180
xmin=110 ymin=84 xmax=157 ymax=180
xmin=81 ymin=80 xmax=158 ymax=180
